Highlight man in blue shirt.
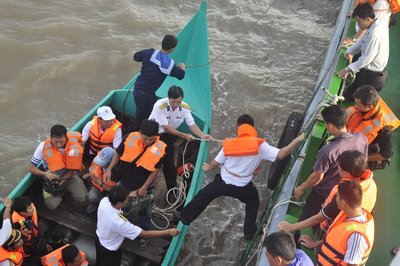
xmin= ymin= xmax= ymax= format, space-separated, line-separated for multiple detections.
xmin=133 ymin=35 xmax=186 ymax=130
xmin=264 ymin=231 xmax=313 ymax=266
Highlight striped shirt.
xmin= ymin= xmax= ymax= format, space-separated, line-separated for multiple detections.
xmin=344 ymin=212 xmax=368 ymax=264
xmin=30 ymin=141 xmax=66 ymax=176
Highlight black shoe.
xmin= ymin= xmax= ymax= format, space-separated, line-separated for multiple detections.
xmin=172 ymin=210 xmax=190 ymax=225
xmin=244 ymin=229 xmax=263 ymax=241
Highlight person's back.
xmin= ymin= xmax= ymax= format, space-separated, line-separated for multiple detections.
xmin=133 ymin=35 xmax=186 ymax=130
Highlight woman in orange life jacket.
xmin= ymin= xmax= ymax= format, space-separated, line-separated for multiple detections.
xmin=173 ymin=114 xmax=304 ymax=241
xmin=278 ymin=150 xmax=377 ymax=237
xmin=11 ymin=196 xmax=52 ymax=265
xmin=1 ymin=197 xmax=24 ymax=266
xmin=300 ymin=180 xmax=375 ymax=266
xmin=41 ymin=244 xmax=88 ymax=266
xmin=83 ymin=147 xmax=117 ymax=213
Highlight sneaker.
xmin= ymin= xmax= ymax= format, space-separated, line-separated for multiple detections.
xmin=86 ymin=203 xmax=97 ymax=214
xmin=139 ymin=238 xmax=150 ymax=249
xmin=172 ymin=210 xmax=190 ymax=225
xmin=244 ymin=229 xmax=263 ymax=241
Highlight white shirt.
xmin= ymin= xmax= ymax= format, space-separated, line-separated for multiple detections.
xmin=81 ymin=120 xmax=122 ymax=152
xmin=215 ymin=142 xmax=280 ymax=187
xmin=148 ymin=97 xmax=195 ymax=134
xmin=96 ymin=197 xmax=142 ymax=251
xmin=344 ymin=212 xmax=369 ymax=264
xmin=347 ymin=18 xmax=389 ymax=73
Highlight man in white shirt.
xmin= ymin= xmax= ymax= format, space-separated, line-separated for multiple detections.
xmin=95 ymin=185 xmax=179 ymax=266
xmin=173 ymin=115 xmax=304 ymax=240
xmin=338 ymin=3 xmax=389 ymax=101
xmin=148 ymin=85 xmax=212 ymax=191
xmin=81 ymin=106 xmax=122 ymax=163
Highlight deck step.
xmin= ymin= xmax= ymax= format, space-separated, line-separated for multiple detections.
xmin=36 ymin=202 xmax=169 ymax=264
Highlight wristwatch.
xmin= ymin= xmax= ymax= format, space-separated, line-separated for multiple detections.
xmin=352 ymin=38 xmax=357 ymax=42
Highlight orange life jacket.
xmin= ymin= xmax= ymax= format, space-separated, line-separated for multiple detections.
xmin=320 ymin=170 xmax=377 ymax=232
xmin=42 ymin=132 xmax=84 ymax=172
xmin=41 ymin=244 xmax=88 ymax=266
xmin=223 ymin=124 xmax=264 ymax=157
xmin=89 ymin=163 xmax=117 ymax=192
xmin=317 ymin=210 xmax=374 ymax=266
xmin=0 ymin=246 xmax=24 ymax=266
xmin=89 ymin=116 xmax=122 ymax=154
xmin=11 ymin=204 xmax=39 ymax=253
xmin=119 ymin=132 xmax=166 ymax=171
xmin=346 ymin=97 xmax=400 ymax=144
xmin=355 ymin=0 xmax=400 ymax=14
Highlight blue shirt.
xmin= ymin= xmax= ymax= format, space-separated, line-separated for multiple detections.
xmin=288 ymin=249 xmax=313 ymax=266
xmin=133 ymin=48 xmax=185 ymax=94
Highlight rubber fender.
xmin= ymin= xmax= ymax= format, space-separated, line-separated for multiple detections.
xmin=267 ymin=111 xmax=303 ymax=190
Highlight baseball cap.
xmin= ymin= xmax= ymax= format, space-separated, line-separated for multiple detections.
xmin=94 ymin=147 xmax=115 ymax=167
xmin=97 ymin=106 xmax=116 ymax=121
xmin=4 ymin=228 xmax=22 ymax=248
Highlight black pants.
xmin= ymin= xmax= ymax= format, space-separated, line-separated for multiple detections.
xmin=95 ymin=237 xmax=121 ymax=266
xmin=160 ymin=133 xmax=178 ymax=191
xmin=344 ymin=67 xmax=388 ymax=102
xmin=133 ymin=90 xmax=157 ymax=131
xmin=294 ymin=189 xmax=326 ymax=245
xmin=181 ymin=174 xmax=260 ymax=238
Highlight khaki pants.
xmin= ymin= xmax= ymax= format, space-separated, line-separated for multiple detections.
xmin=43 ymin=174 xmax=87 ymax=210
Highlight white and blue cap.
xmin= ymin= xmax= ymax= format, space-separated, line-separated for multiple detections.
xmin=97 ymin=106 xmax=116 ymax=121
xmin=94 ymin=147 xmax=115 ymax=168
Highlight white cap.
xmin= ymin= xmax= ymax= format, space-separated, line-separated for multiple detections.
xmin=94 ymin=147 xmax=115 ymax=167
xmin=97 ymin=106 xmax=116 ymax=121
xmin=0 ymin=219 xmax=12 ymax=246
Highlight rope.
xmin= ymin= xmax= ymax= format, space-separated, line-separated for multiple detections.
xmin=151 ymin=141 xmax=192 ymax=229
xmin=186 ymin=0 xmax=279 ymax=68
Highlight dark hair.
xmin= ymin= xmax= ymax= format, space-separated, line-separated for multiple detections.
xmin=108 ymin=185 xmax=129 ymax=205
xmin=237 ymin=114 xmax=255 ymax=127
xmin=263 ymin=231 xmax=296 ymax=262
xmin=337 ymin=180 xmax=363 ymax=208
xmin=353 ymin=3 xmax=375 ymax=20
xmin=338 ymin=150 xmax=367 ymax=178
xmin=50 ymin=125 xmax=67 ymax=138
xmin=353 ymin=85 xmax=379 ymax=107
xmin=13 ymin=196 xmax=32 ymax=213
xmin=162 ymin=35 xmax=178 ymax=51
xmin=62 ymin=245 xmax=79 ymax=264
xmin=168 ymin=85 xmax=184 ymax=99
xmin=140 ymin=119 xmax=159 ymax=137
xmin=321 ymin=105 xmax=346 ymax=129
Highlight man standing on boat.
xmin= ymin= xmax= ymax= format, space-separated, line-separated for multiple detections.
xmin=28 ymin=125 xmax=88 ymax=210
xmin=337 ymin=3 xmax=389 ymax=101
xmin=299 ymin=180 xmax=375 ymax=266
xmin=133 ymin=35 xmax=186 ymax=131
xmin=294 ymin=105 xmax=368 ymax=223
xmin=81 ymin=106 xmax=122 ymax=163
xmin=95 ymin=185 xmax=179 ymax=266
xmin=346 ymin=85 xmax=400 ymax=170
xmin=148 ymin=85 xmax=212 ymax=192
xmin=279 ymin=150 xmax=377 ymax=237
xmin=173 ymin=114 xmax=304 ymax=240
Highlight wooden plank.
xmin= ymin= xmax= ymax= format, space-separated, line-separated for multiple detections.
xmin=36 ymin=202 xmax=169 ymax=264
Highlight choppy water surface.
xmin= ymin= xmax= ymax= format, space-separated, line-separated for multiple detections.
xmin=0 ymin=0 xmax=341 ymax=264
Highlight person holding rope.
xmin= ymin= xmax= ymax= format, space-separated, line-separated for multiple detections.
xmin=173 ymin=114 xmax=304 ymax=241
xmin=148 ymin=85 xmax=212 ymax=193
xmin=133 ymin=35 xmax=186 ymax=131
